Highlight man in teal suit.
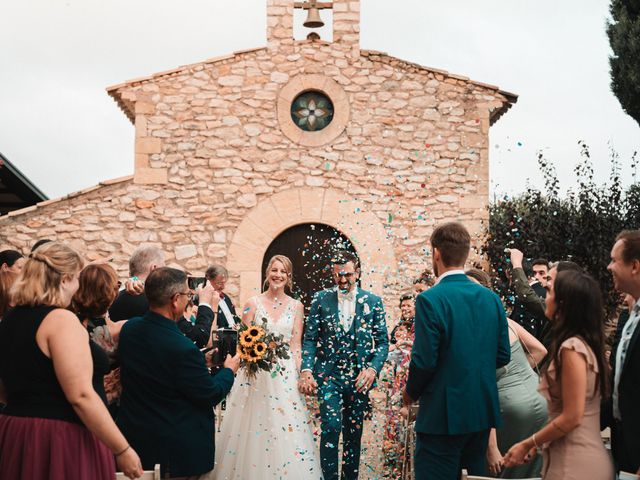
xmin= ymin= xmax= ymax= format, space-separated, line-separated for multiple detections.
xmin=117 ymin=267 xmax=240 ymax=478
xmin=403 ymin=222 xmax=510 ymax=479
xmin=299 ymin=251 xmax=389 ymax=480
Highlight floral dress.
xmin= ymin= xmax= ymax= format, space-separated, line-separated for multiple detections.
xmin=382 ymin=330 xmax=414 ymax=475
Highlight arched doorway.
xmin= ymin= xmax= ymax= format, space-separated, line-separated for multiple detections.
xmin=226 ymin=187 xmax=398 ymax=310
xmin=261 ymin=223 xmax=359 ymax=313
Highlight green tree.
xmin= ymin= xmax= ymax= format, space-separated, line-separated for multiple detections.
xmin=607 ymin=0 xmax=640 ymax=126
xmin=484 ymin=145 xmax=638 ymax=316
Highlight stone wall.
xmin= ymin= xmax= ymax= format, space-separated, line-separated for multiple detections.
xmin=0 ymin=35 xmax=510 ymax=318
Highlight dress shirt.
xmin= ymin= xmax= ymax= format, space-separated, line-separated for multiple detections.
xmin=434 ymin=269 xmax=466 ymax=284
xmin=338 ymin=287 xmax=357 ymax=331
xmin=218 ymin=296 xmax=236 ymax=327
xmin=613 ymin=300 xmax=640 ymax=420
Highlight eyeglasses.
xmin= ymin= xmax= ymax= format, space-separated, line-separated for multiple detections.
xmin=176 ymin=291 xmax=194 ymax=300
xmin=334 ymin=272 xmax=356 ymax=278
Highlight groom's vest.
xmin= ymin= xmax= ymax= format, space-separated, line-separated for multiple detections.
xmin=333 ymin=314 xmax=359 ymax=378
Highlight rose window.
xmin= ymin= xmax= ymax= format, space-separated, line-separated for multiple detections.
xmin=290 ymin=91 xmax=334 ymax=132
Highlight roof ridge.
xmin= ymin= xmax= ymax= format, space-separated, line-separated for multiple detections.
xmin=0 ymin=175 xmax=134 ymax=221
xmin=107 ymin=44 xmax=517 ymax=125
xmin=360 ymin=49 xmax=518 ymax=100
xmin=106 ymin=47 xmax=268 ymax=93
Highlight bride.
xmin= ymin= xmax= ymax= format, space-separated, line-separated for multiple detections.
xmin=209 ymin=255 xmax=323 ymax=479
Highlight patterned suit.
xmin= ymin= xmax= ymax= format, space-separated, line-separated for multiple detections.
xmin=302 ymin=287 xmax=389 ymax=480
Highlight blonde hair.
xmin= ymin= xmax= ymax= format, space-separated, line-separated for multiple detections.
xmin=11 ymin=242 xmax=84 ymax=307
xmin=263 ymin=255 xmax=294 ymax=292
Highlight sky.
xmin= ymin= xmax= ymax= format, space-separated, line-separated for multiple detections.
xmin=0 ymin=0 xmax=638 ymax=200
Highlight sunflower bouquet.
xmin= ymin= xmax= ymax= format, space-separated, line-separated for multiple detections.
xmin=237 ymin=318 xmax=290 ymax=380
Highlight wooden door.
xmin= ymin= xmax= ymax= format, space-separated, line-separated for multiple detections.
xmin=262 ymin=223 xmax=359 ymax=314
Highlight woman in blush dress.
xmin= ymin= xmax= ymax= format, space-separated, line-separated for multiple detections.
xmin=504 ymin=270 xmax=614 ymax=480
xmin=209 ymin=255 xmax=323 ymax=480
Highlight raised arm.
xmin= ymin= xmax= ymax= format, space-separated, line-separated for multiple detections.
xmin=511 ymin=267 xmax=546 ymax=317
xmin=181 ymin=305 xmax=213 ymax=348
xmin=42 ymin=309 xmax=143 ymax=478
xmin=289 ymin=301 xmax=305 ymax=372
xmin=508 ymin=248 xmax=546 ymax=318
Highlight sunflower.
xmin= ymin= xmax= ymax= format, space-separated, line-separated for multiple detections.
xmin=245 ymin=347 xmax=261 ymax=363
xmin=239 ymin=331 xmax=257 ymax=348
xmin=247 ymin=325 xmax=265 ymax=340
xmin=253 ymin=342 xmax=267 ymax=358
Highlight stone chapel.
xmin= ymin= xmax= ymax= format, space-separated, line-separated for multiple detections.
xmin=0 ymin=0 xmax=517 ymax=312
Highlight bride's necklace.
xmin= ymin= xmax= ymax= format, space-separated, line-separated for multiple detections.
xmin=264 ymin=292 xmax=283 ymax=310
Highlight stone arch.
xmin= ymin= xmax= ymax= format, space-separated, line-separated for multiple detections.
xmin=227 ymin=187 xmax=397 ymax=308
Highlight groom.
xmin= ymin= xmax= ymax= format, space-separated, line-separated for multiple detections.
xmin=299 ymin=251 xmax=389 ymax=480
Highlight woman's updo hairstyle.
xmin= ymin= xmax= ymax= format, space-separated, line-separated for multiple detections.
xmin=11 ymin=242 xmax=84 ymax=308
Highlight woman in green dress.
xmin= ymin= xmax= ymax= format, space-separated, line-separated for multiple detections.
xmin=466 ymin=268 xmax=548 ymax=478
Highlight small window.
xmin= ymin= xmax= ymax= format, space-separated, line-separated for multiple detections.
xmin=290 ymin=91 xmax=335 ymax=132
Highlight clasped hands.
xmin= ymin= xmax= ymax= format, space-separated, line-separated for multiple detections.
xmin=485 ymin=437 xmax=537 ymax=476
xmin=298 ymin=371 xmax=318 ymax=395
xmin=502 ymin=438 xmax=537 ymax=468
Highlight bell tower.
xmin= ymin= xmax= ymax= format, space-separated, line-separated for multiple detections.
xmin=267 ymin=0 xmax=360 ymax=58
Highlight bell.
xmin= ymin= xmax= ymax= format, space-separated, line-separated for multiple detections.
xmin=304 ymin=7 xmax=324 ymax=28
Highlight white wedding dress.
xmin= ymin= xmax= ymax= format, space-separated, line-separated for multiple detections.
xmin=208 ymin=297 xmax=323 ymax=480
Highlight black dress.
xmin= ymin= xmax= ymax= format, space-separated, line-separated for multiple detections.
xmin=0 ymin=305 xmax=115 ymax=479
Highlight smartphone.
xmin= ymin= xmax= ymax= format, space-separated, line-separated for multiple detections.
xmin=188 ymin=276 xmax=206 ymax=291
xmin=214 ymin=328 xmax=238 ymax=366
